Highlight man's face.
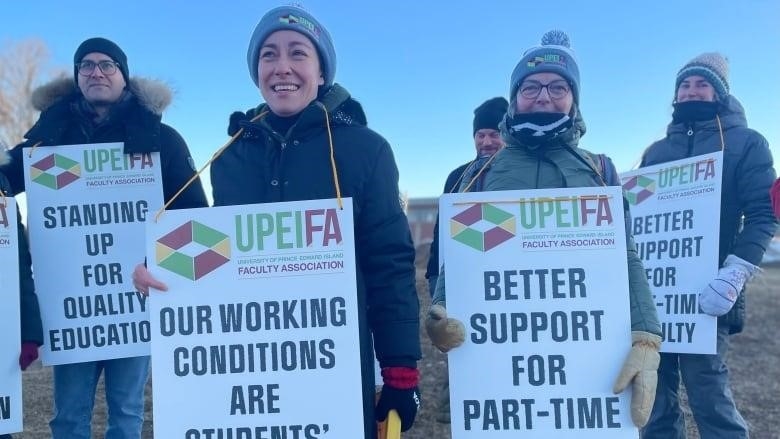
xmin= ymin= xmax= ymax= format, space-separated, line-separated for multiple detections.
xmin=676 ymin=75 xmax=717 ymax=103
xmin=473 ymin=128 xmax=504 ymax=156
xmin=77 ymin=52 xmax=127 ymax=106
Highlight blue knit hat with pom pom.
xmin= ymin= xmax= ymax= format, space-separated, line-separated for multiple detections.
xmin=509 ymin=30 xmax=581 ymax=103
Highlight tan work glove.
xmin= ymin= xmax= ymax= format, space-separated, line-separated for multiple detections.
xmin=424 ymin=303 xmax=465 ymax=353
xmin=612 ymin=331 xmax=662 ymax=427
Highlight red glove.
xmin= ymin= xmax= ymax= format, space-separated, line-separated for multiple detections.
xmin=19 ymin=342 xmax=39 ymax=370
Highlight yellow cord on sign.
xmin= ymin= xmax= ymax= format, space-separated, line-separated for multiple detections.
xmin=27 ymin=140 xmax=43 ymax=157
xmin=319 ymin=103 xmax=343 ymax=210
xmin=153 ymin=111 xmax=267 ymax=222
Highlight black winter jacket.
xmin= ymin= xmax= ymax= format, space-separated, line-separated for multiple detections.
xmin=1 ymin=77 xmax=207 ymax=210
xmin=425 ymin=162 xmax=469 ymax=282
xmin=0 ymin=162 xmax=42 ymax=345
xmin=641 ymin=96 xmax=776 ymax=266
xmin=211 ymin=84 xmax=420 ymax=436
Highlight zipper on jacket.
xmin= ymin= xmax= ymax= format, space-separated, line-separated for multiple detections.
xmin=535 ymin=159 xmax=541 ymax=188
xmin=686 ymin=123 xmax=695 ymax=157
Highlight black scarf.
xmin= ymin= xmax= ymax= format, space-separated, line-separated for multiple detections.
xmin=672 ymin=101 xmax=720 ymax=123
xmin=506 ymin=112 xmax=573 ymax=148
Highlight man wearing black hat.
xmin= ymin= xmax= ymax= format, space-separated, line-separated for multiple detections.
xmin=0 ymin=37 xmax=208 ymax=438
xmin=423 ymin=96 xmax=508 ymax=423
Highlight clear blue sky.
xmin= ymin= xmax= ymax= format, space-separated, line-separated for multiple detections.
xmin=4 ymin=0 xmax=779 ymax=200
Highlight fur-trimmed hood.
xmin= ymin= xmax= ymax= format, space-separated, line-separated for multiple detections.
xmin=31 ymin=76 xmax=172 ymax=115
xmin=22 ymin=76 xmax=175 ymax=155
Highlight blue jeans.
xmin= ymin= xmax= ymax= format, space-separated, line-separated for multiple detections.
xmin=50 ymin=356 xmax=149 ymax=439
xmin=641 ymin=324 xmax=748 ymax=439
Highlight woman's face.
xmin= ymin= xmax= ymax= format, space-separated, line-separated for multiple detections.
xmin=676 ymin=75 xmax=716 ymax=103
xmin=515 ymin=72 xmax=573 ymax=115
xmin=258 ymin=30 xmax=324 ymax=117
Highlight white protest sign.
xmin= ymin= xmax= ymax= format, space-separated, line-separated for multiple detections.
xmin=0 ymin=197 xmax=22 ymax=435
xmin=147 ymin=198 xmax=364 ymax=438
xmin=621 ymin=152 xmax=722 ymax=354
xmin=23 ymin=143 xmax=163 ymax=365
xmin=441 ymin=187 xmax=635 ymax=438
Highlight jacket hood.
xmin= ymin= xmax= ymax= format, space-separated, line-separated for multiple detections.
xmin=31 ymin=76 xmax=173 ymax=115
xmin=227 ymin=84 xmax=367 ymax=137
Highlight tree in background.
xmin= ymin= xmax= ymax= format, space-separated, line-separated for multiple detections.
xmin=0 ymin=38 xmax=64 ymax=149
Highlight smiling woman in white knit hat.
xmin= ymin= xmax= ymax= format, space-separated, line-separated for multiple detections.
xmin=640 ymin=52 xmax=776 ymax=439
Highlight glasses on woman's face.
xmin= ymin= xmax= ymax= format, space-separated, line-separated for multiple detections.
xmin=76 ymin=60 xmax=120 ymax=76
xmin=519 ymin=79 xmax=570 ymax=100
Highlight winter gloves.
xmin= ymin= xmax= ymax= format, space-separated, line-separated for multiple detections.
xmin=425 ymin=303 xmax=465 ymax=353
xmin=700 ymin=254 xmax=758 ymax=316
xmin=376 ymin=367 xmax=421 ymax=432
xmin=19 ymin=342 xmax=39 ymax=370
xmin=613 ymin=331 xmax=662 ymax=427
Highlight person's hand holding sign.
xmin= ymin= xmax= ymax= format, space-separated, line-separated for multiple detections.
xmin=612 ymin=331 xmax=662 ymax=427
xmin=132 ymin=263 xmax=168 ymax=296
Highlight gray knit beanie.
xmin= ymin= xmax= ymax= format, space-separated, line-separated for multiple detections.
xmin=247 ymin=6 xmax=336 ymax=88
xmin=676 ymin=52 xmax=730 ymax=100
xmin=509 ymin=30 xmax=580 ymax=103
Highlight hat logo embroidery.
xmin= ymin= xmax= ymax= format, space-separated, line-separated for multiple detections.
xmin=278 ymin=13 xmax=321 ymax=38
xmin=527 ymin=54 xmax=567 ymax=68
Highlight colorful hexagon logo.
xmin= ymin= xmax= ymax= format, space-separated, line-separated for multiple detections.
xmin=30 ymin=154 xmax=81 ymax=189
xmin=623 ymin=175 xmax=656 ymax=205
xmin=450 ymin=203 xmax=515 ymax=252
xmin=156 ymin=221 xmax=230 ymax=280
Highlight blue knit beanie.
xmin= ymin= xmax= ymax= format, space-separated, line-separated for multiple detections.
xmin=509 ymin=30 xmax=580 ymax=103
xmin=247 ymin=6 xmax=336 ymax=88
xmin=676 ymin=52 xmax=730 ymax=100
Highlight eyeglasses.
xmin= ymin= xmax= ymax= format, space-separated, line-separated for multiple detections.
xmin=519 ymin=79 xmax=570 ymax=100
xmin=76 ymin=60 xmax=120 ymax=76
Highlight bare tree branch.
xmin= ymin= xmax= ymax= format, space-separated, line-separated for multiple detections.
xmin=0 ymin=38 xmax=66 ymax=148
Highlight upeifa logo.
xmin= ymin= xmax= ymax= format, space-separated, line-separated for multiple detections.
xmin=450 ymin=203 xmax=516 ymax=252
xmin=623 ymin=175 xmax=656 ymax=205
xmin=30 ymin=154 xmax=81 ymax=189
xmin=527 ymin=53 xmax=567 ymax=68
xmin=156 ymin=221 xmax=230 ymax=280
xmin=279 ymin=13 xmax=321 ymax=38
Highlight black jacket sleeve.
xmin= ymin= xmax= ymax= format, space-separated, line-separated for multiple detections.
xmin=358 ymin=141 xmax=421 ymax=368
xmin=425 ymin=165 xmax=468 ymax=280
xmin=0 ymin=172 xmax=43 ymax=344
xmin=159 ymin=125 xmax=209 ymax=210
xmin=732 ymin=132 xmax=777 ymax=265
xmin=17 ymin=215 xmax=43 ymax=345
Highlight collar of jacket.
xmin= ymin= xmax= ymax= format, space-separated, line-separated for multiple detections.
xmin=24 ymin=77 xmax=173 ymax=154
xmin=667 ymin=94 xmax=748 ymax=136
xmin=234 ymin=83 xmax=368 ymax=140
